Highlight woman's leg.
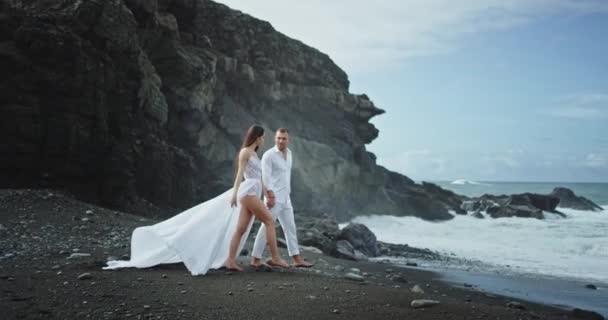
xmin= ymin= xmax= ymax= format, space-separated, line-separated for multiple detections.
xmin=224 ymin=205 xmax=253 ymax=271
xmin=241 ymin=196 xmax=289 ymax=268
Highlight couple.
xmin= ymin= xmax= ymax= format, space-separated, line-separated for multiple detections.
xmin=104 ymin=125 xmax=312 ymax=275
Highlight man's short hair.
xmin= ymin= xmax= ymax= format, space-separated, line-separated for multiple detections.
xmin=277 ymin=128 xmax=289 ymax=134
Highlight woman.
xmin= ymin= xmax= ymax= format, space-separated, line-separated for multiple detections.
xmin=104 ymin=125 xmax=289 ymax=275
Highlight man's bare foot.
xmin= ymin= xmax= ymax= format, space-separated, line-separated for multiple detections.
xmin=250 ymin=257 xmax=262 ymax=267
xmin=292 ymin=256 xmax=313 ymax=268
xmin=266 ymin=258 xmax=290 ymax=268
xmin=224 ymin=261 xmax=244 ymax=272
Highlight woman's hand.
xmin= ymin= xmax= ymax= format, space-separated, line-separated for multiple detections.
xmin=230 ymin=193 xmax=237 ymax=208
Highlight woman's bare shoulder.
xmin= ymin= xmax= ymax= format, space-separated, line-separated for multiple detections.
xmin=238 ymin=148 xmax=252 ymax=160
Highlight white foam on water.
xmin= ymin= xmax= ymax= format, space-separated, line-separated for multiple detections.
xmin=349 ymin=205 xmax=608 ymax=283
xmin=450 ymin=179 xmax=492 ymax=186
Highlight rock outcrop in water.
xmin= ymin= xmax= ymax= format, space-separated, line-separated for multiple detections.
xmin=550 ymin=187 xmax=604 ymax=212
xmin=0 ymin=0 xmax=463 ymax=221
xmin=461 ymin=187 xmax=603 ymax=219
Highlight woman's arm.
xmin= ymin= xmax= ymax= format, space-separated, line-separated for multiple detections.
xmin=230 ymin=149 xmax=249 ymax=207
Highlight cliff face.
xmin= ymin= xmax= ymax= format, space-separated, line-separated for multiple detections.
xmin=0 ymin=0 xmax=462 ymax=221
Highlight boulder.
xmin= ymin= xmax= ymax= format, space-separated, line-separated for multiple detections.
xmin=550 ymin=187 xmax=603 ymax=211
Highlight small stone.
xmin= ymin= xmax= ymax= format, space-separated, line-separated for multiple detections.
xmin=162 ymin=274 xmax=168 ymax=279
xmin=323 ymin=286 xmax=329 ymax=291
xmin=51 ymin=265 xmax=61 ymax=270
xmin=67 ymin=253 xmax=91 ymax=260
xmin=410 ymin=299 xmax=440 ymax=309
xmin=85 ymin=210 xmax=94 ymax=215
xmin=506 ymin=301 xmax=526 ymax=310
xmin=406 ymin=262 xmax=418 ymax=267
xmin=78 ymin=273 xmax=92 ymax=280
xmin=180 ymin=290 xmax=187 ymax=294
xmin=332 ymin=309 xmax=340 ymax=314
xmin=334 ymin=265 xmax=344 ymax=272
xmin=585 ymin=284 xmax=598 ymax=290
xmin=143 ymin=305 xmax=150 ymax=309
xmin=227 ymin=291 xmax=233 ymax=296
xmin=349 ymin=268 xmax=361 ymax=274
xmin=410 ymin=285 xmax=425 ymax=294
xmin=344 ymin=273 xmax=364 ymax=281
xmin=247 ymin=288 xmax=253 ymax=292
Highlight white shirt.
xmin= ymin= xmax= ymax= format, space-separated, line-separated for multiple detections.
xmin=261 ymin=146 xmax=292 ymax=203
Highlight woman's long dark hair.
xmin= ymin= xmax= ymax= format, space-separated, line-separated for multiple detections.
xmin=241 ymin=125 xmax=264 ymax=152
xmin=234 ymin=125 xmax=264 ymax=179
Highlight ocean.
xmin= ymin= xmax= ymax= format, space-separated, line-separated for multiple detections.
xmin=346 ymin=181 xmax=608 ymax=314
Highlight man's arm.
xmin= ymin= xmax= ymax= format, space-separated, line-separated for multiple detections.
xmin=261 ymin=152 xmax=275 ymax=199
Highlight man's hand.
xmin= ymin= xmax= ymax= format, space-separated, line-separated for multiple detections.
xmin=265 ymin=190 xmax=276 ymax=209
xmin=266 ymin=197 xmax=276 ymax=209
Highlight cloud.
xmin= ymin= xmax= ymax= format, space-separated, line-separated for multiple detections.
xmin=482 ymin=149 xmax=524 ymax=168
xmin=545 ymin=93 xmax=608 ymax=119
xmin=377 ymin=148 xmax=608 ymax=181
xmin=217 ymin=0 xmax=608 ymax=73
xmin=581 ymin=153 xmax=608 ymax=168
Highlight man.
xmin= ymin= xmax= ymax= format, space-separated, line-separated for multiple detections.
xmin=250 ymin=128 xmax=313 ymax=268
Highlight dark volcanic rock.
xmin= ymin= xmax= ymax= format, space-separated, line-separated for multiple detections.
xmin=550 ymin=187 xmax=603 ymax=212
xmin=463 ymin=193 xmax=566 ymax=219
xmin=1 ymin=0 xmax=461 ymax=221
xmin=333 ymin=240 xmax=358 ymax=261
xmin=338 ymin=223 xmax=380 ymax=257
xmin=296 ymin=216 xmax=340 ymax=254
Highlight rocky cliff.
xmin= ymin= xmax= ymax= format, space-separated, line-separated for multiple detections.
xmin=0 ymin=0 xmax=462 ymax=221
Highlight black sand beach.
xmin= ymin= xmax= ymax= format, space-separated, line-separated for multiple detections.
xmin=1 ymin=189 xmax=604 ymax=319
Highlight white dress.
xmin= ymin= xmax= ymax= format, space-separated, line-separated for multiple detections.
xmin=103 ymin=155 xmax=263 ymax=275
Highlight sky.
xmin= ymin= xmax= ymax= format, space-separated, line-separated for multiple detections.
xmin=218 ymin=0 xmax=608 ymax=182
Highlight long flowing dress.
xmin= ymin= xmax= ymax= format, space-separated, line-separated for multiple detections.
xmin=103 ymin=155 xmax=263 ymax=275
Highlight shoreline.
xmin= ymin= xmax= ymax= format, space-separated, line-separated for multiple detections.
xmin=429 ymin=266 xmax=608 ymax=317
xmin=1 ymin=189 xmax=605 ymax=319
xmin=372 ymin=254 xmax=608 ymax=317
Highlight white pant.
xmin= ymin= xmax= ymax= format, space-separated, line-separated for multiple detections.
xmin=251 ymin=200 xmax=300 ymax=258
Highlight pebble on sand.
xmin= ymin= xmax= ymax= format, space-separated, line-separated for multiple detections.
xmin=410 ymin=299 xmax=440 ymax=309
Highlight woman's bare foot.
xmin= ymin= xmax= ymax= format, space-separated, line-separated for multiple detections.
xmin=224 ymin=260 xmax=244 ymax=272
xmin=250 ymin=257 xmax=262 ymax=267
xmin=292 ymin=255 xmax=313 ymax=268
xmin=266 ymin=258 xmax=290 ymax=268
